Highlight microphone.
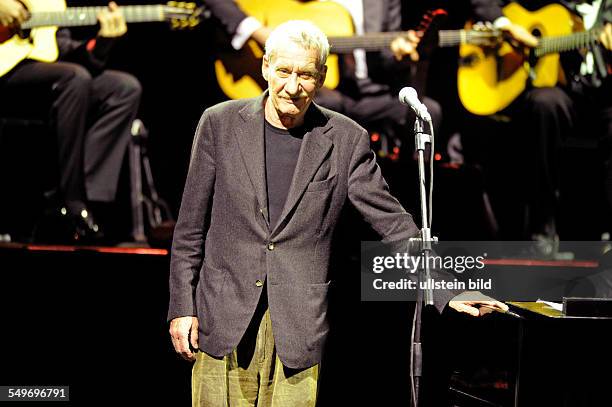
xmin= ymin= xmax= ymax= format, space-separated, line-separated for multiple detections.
xmin=398 ymin=87 xmax=431 ymax=121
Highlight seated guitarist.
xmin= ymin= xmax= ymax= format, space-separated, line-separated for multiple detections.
xmin=205 ymin=0 xmax=443 ymax=147
xmin=0 ymin=0 xmax=141 ymax=243
xmin=470 ymin=0 xmax=611 ymax=245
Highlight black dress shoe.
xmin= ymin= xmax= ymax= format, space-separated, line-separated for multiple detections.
xmin=71 ymin=207 xmax=105 ymax=244
xmin=33 ymin=204 xmax=105 ymax=245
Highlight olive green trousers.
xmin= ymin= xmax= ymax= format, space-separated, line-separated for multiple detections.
xmin=192 ymin=308 xmax=319 ymax=407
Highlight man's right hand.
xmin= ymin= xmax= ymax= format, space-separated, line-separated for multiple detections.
xmin=0 ymin=0 xmax=29 ymax=26
xmin=251 ymin=25 xmax=272 ymax=47
xmin=169 ymin=316 xmax=199 ymax=362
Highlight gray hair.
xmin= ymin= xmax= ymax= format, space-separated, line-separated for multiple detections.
xmin=264 ymin=20 xmax=330 ymax=69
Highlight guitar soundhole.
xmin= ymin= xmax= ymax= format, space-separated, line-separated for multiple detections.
xmin=531 ymin=28 xmax=543 ymax=39
xmin=19 ymin=29 xmax=32 ymax=41
xmin=459 ymin=53 xmax=480 ymax=67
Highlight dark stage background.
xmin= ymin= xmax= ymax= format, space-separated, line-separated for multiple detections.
xmin=0 ymin=0 xmax=607 ymax=240
xmin=60 ymin=0 xmax=607 ymax=241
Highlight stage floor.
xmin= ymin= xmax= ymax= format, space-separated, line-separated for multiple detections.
xmin=0 ymin=242 xmax=191 ymax=405
xmin=0 ymin=243 xmax=608 ymax=406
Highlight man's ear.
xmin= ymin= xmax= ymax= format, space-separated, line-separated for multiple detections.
xmin=262 ymin=55 xmax=270 ymax=82
xmin=317 ymin=65 xmax=327 ymax=88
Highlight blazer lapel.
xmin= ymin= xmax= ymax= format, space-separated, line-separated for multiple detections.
xmin=272 ymin=105 xmax=333 ymax=236
xmin=234 ymin=94 xmax=268 ymax=226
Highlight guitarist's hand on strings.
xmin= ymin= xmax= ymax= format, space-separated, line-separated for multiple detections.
xmin=97 ymin=1 xmax=127 ymax=38
xmin=0 ymin=0 xmax=29 ymax=26
xmin=503 ymin=22 xmax=538 ymax=48
xmin=390 ymin=30 xmax=421 ymax=62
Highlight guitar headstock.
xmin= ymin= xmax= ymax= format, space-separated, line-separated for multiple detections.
xmin=468 ymin=22 xmax=503 ymax=47
xmin=163 ymin=1 xmax=208 ymax=30
xmin=416 ymin=9 xmax=449 ymax=34
xmin=416 ymin=8 xmax=449 ymax=59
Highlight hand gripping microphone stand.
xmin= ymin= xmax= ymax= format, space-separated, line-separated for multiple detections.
xmin=398 ymin=87 xmax=436 ymax=407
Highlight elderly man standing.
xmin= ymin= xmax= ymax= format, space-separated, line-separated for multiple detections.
xmin=169 ymin=20 xmax=506 ymax=406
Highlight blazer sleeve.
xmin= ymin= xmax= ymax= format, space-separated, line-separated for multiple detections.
xmin=205 ymin=0 xmax=249 ymax=37
xmin=347 ymin=129 xmax=419 ymax=243
xmin=364 ymin=0 xmax=414 ymax=88
xmin=378 ymin=0 xmax=406 ymax=74
xmin=347 ymin=130 xmax=461 ymax=312
xmin=470 ymin=0 xmax=504 ymax=22
xmin=56 ymin=29 xmax=117 ymax=76
xmin=168 ymin=111 xmax=216 ymax=322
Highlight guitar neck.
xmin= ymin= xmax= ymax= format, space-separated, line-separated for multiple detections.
xmin=329 ymin=31 xmax=400 ymax=53
xmin=21 ymin=5 xmax=167 ymax=29
xmin=438 ymin=30 xmax=490 ymax=47
xmin=329 ymin=30 xmax=474 ymax=53
xmin=535 ymin=28 xmax=601 ymax=57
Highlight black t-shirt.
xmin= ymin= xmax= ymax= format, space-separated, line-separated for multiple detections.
xmin=264 ymin=119 xmax=306 ymax=228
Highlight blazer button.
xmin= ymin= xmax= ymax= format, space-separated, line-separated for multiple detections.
xmin=267 ymin=242 xmax=275 ymax=251
xmin=255 ymin=279 xmax=263 ymax=287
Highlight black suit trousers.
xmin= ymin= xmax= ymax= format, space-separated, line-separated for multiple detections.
xmin=0 ymin=60 xmax=141 ymax=204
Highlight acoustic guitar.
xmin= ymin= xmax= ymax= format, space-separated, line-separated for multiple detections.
xmin=458 ymin=2 xmax=605 ymax=116
xmin=215 ymin=2 xmax=500 ymax=100
xmin=0 ymin=0 xmax=203 ymax=78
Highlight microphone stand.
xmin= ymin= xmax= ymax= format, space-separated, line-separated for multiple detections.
xmin=410 ymin=116 xmax=436 ymax=407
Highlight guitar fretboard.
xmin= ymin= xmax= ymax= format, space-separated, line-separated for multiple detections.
xmin=22 ymin=5 xmax=167 ymax=29
xmin=329 ymin=30 xmax=479 ymax=53
xmin=329 ymin=31 xmax=402 ymax=53
xmin=439 ymin=30 xmax=489 ymax=47
xmin=535 ymin=28 xmax=601 ymax=57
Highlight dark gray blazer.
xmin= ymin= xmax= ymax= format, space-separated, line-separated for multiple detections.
xmin=168 ymin=93 xmax=451 ymax=369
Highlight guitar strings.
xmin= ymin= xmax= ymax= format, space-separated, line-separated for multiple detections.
xmin=22 ymin=6 xmax=166 ymax=29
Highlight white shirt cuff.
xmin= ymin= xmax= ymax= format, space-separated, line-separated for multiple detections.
xmin=231 ymin=17 xmax=263 ymax=50
xmin=493 ymin=17 xmax=511 ymax=29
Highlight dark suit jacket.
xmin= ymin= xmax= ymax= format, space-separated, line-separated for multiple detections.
xmin=362 ymin=0 xmax=408 ymax=86
xmin=168 ymin=93 xmax=455 ymax=369
xmin=204 ymin=0 xmax=248 ymax=38
xmin=55 ymin=30 xmax=116 ymax=76
xmin=470 ymin=0 xmax=505 ymax=22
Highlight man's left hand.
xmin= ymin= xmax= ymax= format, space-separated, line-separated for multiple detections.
xmin=449 ymin=299 xmax=509 ymax=317
xmin=98 ymin=1 xmax=127 ymax=38
xmin=390 ymin=30 xmax=420 ymax=62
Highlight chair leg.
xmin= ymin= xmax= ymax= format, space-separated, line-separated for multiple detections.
xmin=129 ymin=122 xmax=147 ymax=243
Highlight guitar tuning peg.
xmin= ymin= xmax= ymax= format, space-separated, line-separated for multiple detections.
xmin=168 ymin=1 xmax=176 ymax=7
xmin=186 ymin=2 xmax=195 ymax=9
xmin=171 ymin=19 xmax=179 ymax=29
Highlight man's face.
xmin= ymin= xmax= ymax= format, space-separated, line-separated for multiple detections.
xmin=262 ymin=42 xmax=326 ymax=122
